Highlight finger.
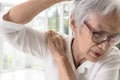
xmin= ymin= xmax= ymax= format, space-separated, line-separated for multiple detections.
xmin=48 ymin=40 xmax=57 ymax=54
xmin=46 ymin=30 xmax=66 ymax=55
xmin=50 ymin=31 xmax=66 ymax=53
xmin=46 ymin=30 xmax=56 ymax=47
xmin=50 ymin=31 xmax=60 ymax=49
xmin=47 ymin=36 xmax=59 ymax=53
xmin=57 ymin=36 xmax=66 ymax=51
xmin=46 ymin=30 xmax=61 ymax=57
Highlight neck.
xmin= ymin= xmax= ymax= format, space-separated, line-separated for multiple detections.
xmin=71 ymin=38 xmax=86 ymax=69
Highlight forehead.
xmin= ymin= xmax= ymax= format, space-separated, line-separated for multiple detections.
xmin=86 ymin=11 xmax=120 ymax=35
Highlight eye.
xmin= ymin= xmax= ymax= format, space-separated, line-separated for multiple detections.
xmin=94 ymin=32 xmax=108 ymax=40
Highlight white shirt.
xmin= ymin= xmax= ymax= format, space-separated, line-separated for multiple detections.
xmin=0 ymin=10 xmax=120 ymax=80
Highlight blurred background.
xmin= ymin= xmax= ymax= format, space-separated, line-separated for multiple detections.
xmin=0 ymin=0 xmax=120 ymax=80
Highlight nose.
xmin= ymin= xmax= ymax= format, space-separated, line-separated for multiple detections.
xmin=97 ymin=41 xmax=110 ymax=51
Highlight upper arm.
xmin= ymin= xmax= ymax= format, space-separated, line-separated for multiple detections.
xmin=0 ymin=19 xmax=48 ymax=59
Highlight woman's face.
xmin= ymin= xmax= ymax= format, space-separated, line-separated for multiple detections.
xmin=71 ymin=12 xmax=120 ymax=62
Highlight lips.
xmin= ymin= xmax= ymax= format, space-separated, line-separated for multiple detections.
xmin=93 ymin=52 xmax=101 ymax=57
xmin=90 ymin=51 xmax=102 ymax=58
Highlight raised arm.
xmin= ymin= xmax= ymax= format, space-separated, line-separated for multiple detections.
xmin=3 ymin=0 xmax=66 ymax=24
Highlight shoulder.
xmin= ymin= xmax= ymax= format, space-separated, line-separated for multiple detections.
xmin=97 ymin=46 xmax=120 ymax=70
xmin=103 ymin=46 xmax=120 ymax=62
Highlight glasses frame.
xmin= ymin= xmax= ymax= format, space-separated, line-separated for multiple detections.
xmin=84 ymin=21 xmax=120 ymax=45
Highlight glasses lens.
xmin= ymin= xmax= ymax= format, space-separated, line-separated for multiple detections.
xmin=93 ymin=32 xmax=108 ymax=43
xmin=109 ymin=35 xmax=120 ymax=46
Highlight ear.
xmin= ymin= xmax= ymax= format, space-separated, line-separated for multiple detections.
xmin=70 ymin=15 xmax=77 ymax=32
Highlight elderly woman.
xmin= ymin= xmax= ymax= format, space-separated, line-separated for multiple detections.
xmin=0 ymin=0 xmax=120 ymax=80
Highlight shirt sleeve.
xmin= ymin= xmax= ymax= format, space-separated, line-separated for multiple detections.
xmin=94 ymin=47 xmax=120 ymax=80
xmin=0 ymin=10 xmax=49 ymax=59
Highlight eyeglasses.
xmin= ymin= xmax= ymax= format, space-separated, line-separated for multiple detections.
xmin=84 ymin=21 xmax=120 ymax=46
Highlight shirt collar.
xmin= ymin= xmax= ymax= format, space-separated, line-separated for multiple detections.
xmin=77 ymin=61 xmax=95 ymax=73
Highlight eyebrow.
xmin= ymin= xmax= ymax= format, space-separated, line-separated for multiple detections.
xmin=97 ymin=26 xmax=120 ymax=37
xmin=100 ymin=25 xmax=120 ymax=37
xmin=86 ymin=22 xmax=120 ymax=38
xmin=97 ymin=25 xmax=111 ymax=35
xmin=99 ymin=24 xmax=112 ymax=33
xmin=87 ymin=22 xmax=112 ymax=36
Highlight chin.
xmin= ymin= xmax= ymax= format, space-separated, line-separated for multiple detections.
xmin=87 ymin=57 xmax=99 ymax=62
xmin=89 ymin=59 xmax=98 ymax=62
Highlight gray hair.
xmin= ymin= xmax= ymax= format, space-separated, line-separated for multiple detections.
xmin=71 ymin=0 xmax=120 ymax=31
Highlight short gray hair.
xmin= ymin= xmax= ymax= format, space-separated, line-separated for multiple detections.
xmin=71 ymin=0 xmax=120 ymax=30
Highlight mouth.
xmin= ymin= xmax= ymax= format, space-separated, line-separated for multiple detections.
xmin=90 ymin=51 xmax=102 ymax=58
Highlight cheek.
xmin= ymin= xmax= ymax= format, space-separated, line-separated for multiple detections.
xmin=77 ymin=35 xmax=99 ymax=61
xmin=76 ymin=32 xmax=92 ymax=56
xmin=78 ymin=28 xmax=93 ymax=52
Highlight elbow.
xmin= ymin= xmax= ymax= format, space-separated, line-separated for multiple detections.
xmin=3 ymin=12 xmax=31 ymax=24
